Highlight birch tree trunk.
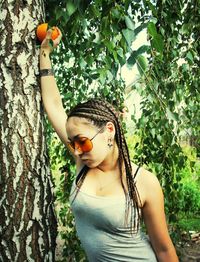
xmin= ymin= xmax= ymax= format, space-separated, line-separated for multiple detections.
xmin=0 ymin=1 xmax=57 ymax=261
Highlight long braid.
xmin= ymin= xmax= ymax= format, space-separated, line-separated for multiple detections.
xmin=70 ymin=165 xmax=89 ymax=205
xmin=115 ymin=116 xmax=142 ymax=232
xmin=68 ymin=98 xmax=142 ymax=233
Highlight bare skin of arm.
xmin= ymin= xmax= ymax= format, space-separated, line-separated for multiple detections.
xmin=137 ymin=169 xmax=179 ymax=262
xmin=39 ymin=29 xmax=82 ymax=170
xmin=40 ymin=30 xmax=68 ymax=144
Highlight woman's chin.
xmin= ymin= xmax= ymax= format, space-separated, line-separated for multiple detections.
xmin=86 ymin=163 xmax=96 ymax=168
xmin=83 ymin=160 xmax=98 ymax=168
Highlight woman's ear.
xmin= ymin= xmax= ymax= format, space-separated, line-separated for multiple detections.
xmin=105 ymin=122 xmax=115 ymax=135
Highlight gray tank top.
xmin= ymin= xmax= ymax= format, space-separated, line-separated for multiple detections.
xmin=70 ymin=167 xmax=158 ymax=262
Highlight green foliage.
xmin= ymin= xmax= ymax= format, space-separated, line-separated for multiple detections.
xmin=130 ymin=0 xmax=200 ymax=223
xmin=45 ymin=0 xmax=163 ymax=138
xmin=178 ymin=182 xmax=200 ymax=215
xmin=177 ymin=217 xmax=200 ymax=233
xmin=125 ymin=134 xmax=141 ymax=161
xmin=175 ymin=147 xmax=200 ymax=215
xmin=45 ymin=0 xmax=151 ymax=113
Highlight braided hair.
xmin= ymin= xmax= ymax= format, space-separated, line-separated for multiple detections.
xmin=68 ymin=98 xmax=142 ymax=233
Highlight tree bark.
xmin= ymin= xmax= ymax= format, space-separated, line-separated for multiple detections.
xmin=0 ymin=1 xmax=57 ymax=261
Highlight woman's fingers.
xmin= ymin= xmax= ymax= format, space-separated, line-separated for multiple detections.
xmin=41 ymin=28 xmax=62 ymax=50
xmin=41 ymin=29 xmax=52 ymax=49
xmin=46 ymin=29 xmax=53 ymax=39
xmin=57 ymin=28 xmax=62 ymax=40
xmin=53 ymin=27 xmax=62 ymax=47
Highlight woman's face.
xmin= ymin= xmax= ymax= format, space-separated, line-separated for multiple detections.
xmin=66 ymin=117 xmax=115 ymax=168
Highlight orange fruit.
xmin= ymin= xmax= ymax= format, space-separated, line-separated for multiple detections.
xmin=36 ymin=23 xmax=59 ymax=42
xmin=51 ymin=26 xmax=60 ymax=40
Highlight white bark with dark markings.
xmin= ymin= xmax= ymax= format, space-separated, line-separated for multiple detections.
xmin=0 ymin=1 xmax=57 ymax=261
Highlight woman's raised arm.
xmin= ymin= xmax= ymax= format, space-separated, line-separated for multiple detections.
xmin=39 ymin=28 xmax=68 ymax=145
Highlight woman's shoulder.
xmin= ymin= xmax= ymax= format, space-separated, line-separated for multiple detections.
xmin=132 ymin=164 xmax=162 ymax=206
xmin=140 ymin=167 xmax=160 ymax=186
xmin=131 ymin=163 xmax=160 ymax=186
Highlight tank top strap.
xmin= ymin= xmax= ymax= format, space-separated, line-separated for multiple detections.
xmin=75 ymin=165 xmax=89 ymax=185
xmin=133 ymin=165 xmax=140 ymax=181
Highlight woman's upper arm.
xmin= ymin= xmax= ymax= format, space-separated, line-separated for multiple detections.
xmin=141 ymin=172 xmax=177 ymax=258
xmin=45 ymin=103 xmax=69 ymax=145
xmin=43 ymin=101 xmax=84 ymax=172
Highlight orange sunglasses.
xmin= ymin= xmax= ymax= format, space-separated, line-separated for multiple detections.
xmin=67 ymin=126 xmax=105 ymax=153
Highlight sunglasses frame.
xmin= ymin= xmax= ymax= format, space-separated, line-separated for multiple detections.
xmin=67 ymin=126 xmax=105 ymax=153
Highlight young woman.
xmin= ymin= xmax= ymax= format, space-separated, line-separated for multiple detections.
xmin=39 ymin=28 xmax=179 ymax=262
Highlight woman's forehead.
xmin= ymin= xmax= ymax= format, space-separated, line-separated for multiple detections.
xmin=66 ymin=116 xmax=91 ymax=127
xmin=66 ymin=117 xmax=96 ymax=135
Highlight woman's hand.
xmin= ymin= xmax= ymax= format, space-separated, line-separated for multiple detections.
xmin=40 ymin=27 xmax=62 ymax=54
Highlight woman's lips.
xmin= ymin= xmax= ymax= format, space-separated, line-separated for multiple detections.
xmin=81 ymin=159 xmax=91 ymax=163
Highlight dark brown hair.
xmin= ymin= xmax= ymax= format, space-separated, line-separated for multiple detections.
xmin=68 ymin=98 xmax=141 ymax=232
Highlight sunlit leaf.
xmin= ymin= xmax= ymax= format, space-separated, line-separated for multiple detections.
xmin=125 ymin=15 xmax=135 ymax=30
xmin=147 ymin=22 xmax=157 ymax=37
xmin=122 ymin=28 xmax=136 ymax=46
xmin=136 ymin=55 xmax=148 ymax=75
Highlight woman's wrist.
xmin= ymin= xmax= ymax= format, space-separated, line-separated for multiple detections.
xmin=40 ymin=68 xmax=54 ymax=77
xmin=39 ymin=48 xmax=53 ymax=70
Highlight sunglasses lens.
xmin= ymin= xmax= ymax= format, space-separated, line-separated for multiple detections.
xmin=67 ymin=138 xmax=93 ymax=153
xmin=79 ymin=138 xmax=93 ymax=152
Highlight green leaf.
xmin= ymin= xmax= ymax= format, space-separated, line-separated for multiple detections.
xmin=113 ymin=50 xmax=119 ymax=63
xmin=125 ymin=15 xmax=135 ymax=30
xmin=85 ymin=55 xmax=94 ymax=66
xmin=152 ymin=34 xmax=164 ymax=53
xmin=122 ymin=29 xmax=135 ymax=46
xmin=101 ymin=17 xmax=110 ymax=36
xmin=89 ymin=5 xmax=101 ymax=17
xmin=98 ymin=68 xmax=107 ymax=84
xmin=117 ymin=47 xmax=124 ymax=58
xmin=93 ymin=32 xmax=101 ymax=43
xmin=166 ymin=108 xmax=179 ymax=121
xmin=181 ymin=23 xmax=190 ymax=34
xmin=182 ymin=63 xmax=189 ymax=72
xmin=151 ymin=128 xmax=156 ymax=138
xmin=136 ymin=55 xmax=148 ymax=75
xmin=157 ymin=134 xmax=162 ymax=143
xmin=147 ymin=94 xmax=155 ymax=103
xmin=79 ymin=57 xmax=86 ymax=69
xmin=127 ymin=45 xmax=149 ymax=68
xmin=104 ymin=39 xmax=115 ymax=53
xmin=136 ymin=45 xmax=150 ymax=55
xmin=111 ymin=8 xmax=120 ymax=19
xmin=186 ymin=51 xmax=193 ymax=62
xmin=66 ymin=1 xmax=77 ymax=17
xmin=147 ymin=2 xmax=157 ymax=16
xmin=134 ymin=23 xmax=148 ymax=36
xmin=55 ymin=9 xmax=63 ymax=20
xmin=127 ymin=51 xmax=136 ymax=67
xmin=147 ymin=22 xmax=157 ymax=37
xmin=107 ymin=70 xmax=113 ymax=83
